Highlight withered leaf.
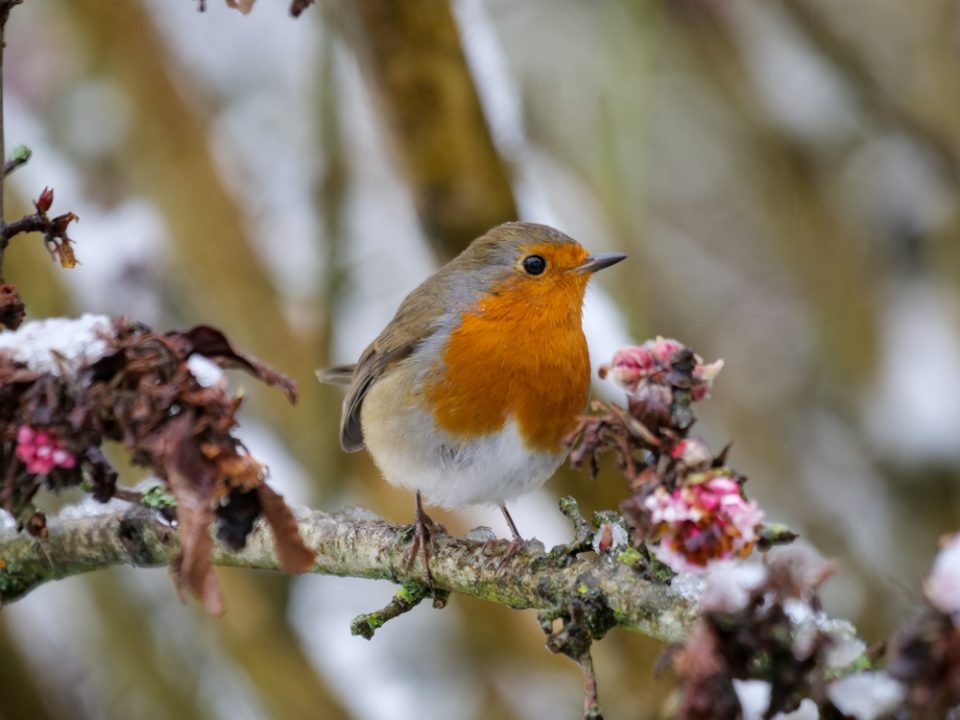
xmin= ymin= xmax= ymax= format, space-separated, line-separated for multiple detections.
xmin=167 ymin=413 xmax=222 ymax=614
xmin=176 ymin=325 xmax=297 ymax=404
xmin=257 ymin=484 xmax=315 ymax=573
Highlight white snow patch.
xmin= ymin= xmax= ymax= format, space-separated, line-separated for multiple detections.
xmin=826 ymin=672 xmax=904 ymax=720
xmin=734 ymin=679 xmax=771 ymax=720
xmin=0 ymin=314 xmax=113 ymax=374
xmin=701 ymin=561 xmax=767 ymax=613
xmin=464 ymin=526 xmax=496 ymax=542
xmin=54 ymin=497 xmax=132 ymax=522
xmin=670 ymin=572 xmax=706 ymax=604
xmin=0 ymin=508 xmax=17 ymax=540
xmin=926 ymin=533 xmax=960 ymax=619
xmin=187 ymin=353 xmax=226 ymax=388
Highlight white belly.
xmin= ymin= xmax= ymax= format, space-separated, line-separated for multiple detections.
xmin=359 ymin=365 xmax=566 ymax=509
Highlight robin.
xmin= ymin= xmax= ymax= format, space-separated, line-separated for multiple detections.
xmin=319 ymin=222 xmax=625 ymax=585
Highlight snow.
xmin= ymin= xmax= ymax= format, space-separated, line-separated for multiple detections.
xmin=187 ymin=353 xmax=226 ymax=388
xmin=0 ymin=314 xmax=113 ymax=374
xmin=0 ymin=508 xmax=17 ymax=541
xmin=734 ymin=679 xmax=772 ymax=720
xmin=55 ymin=497 xmax=131 ymax=522
xmin=670 ymin=572 xmax=706 ymax=604
xmin=700 ymin=561 xmax=767 ymax=613
xmin=826 ymin=672 xmax=904 ymax=720
xmin=464 ymin=526 xmax=496 ymax=542
xmin=926 ymin=533 xmax=960 ymax=619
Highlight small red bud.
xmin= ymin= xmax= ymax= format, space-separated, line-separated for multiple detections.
xmin=35 ymin=187 xmax=54 ymax=213
xmin=597 ymin=523 xmax=614 ymax=553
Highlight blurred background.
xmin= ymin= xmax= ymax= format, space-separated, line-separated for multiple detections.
xmin=2 ymin=0 xmax=960 ymax=717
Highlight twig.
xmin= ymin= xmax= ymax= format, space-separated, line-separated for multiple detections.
xmin=0 ymin=1 xmax=24 ymax=276
xmin=0 ymin=188 xmax=79 ymax=268
xmin=350 ymin=581 xmax=440 ymax=639
xmin=579 ymin=650 xmax=603 ymax=720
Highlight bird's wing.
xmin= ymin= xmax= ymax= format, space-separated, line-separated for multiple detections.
xmin=335 ymin=273 xmax=454 ymax=453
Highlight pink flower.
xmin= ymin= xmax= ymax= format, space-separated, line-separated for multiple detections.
xmin=642 ymin=473 xmax=763 ymax=574
xmin=600 ymin=337 xmax=723 ymax=401
xmin=14 ymin=425 xmax=78 ymax=476
xmin=670 ymin=438 xmax=713 ymax=468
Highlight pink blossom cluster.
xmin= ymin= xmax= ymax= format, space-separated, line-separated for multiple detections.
xmin=644 ymin=475 xmax=764 ymax=574
xmin=601 ymin=337 xmax=723 ymax=402
xmin=15 ymin=425 xmax=77 ymax=475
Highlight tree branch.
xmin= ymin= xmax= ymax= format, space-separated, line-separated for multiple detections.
xmin=0 ymin=504 xmax=700 ymax=644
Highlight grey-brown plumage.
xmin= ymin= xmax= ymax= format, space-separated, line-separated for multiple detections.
xmin=317 ymin=221 xmax=582 ymax=453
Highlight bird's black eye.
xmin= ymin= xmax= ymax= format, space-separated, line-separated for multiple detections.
xmin=522 ymin=255 xmax=546 ymax=275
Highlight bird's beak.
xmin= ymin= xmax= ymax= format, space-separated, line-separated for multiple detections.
xmin=575 ymin=252 xmax=627 ymax=274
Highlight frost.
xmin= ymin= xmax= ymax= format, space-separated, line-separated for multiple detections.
xmin=826 ymin=672 xmax=904 ymax=720
xmin=925 ymin=532 xmax=960 ymax=619
xmin=0 ymin=314 xmax=113 ymax=374
xmin=733 ymin=679 xmax=771 ymax=720
xmin=670 ymin=572 xmax=706 ymax=603
xmin=465 ymin=526 xmax=496 ymax=542
xmin=187 ymin=353 xmax=226 ymax=388
xmin=525 ymin=538 xmax=545 ymax=554
xmin=787 ymin=600 xmax=865 ymax=665
xmin=55 ymin=497 xmax=131 ymax=522
xmin=0 ymin=509 xmax=17 ymax=541
xmin=701 ymin=561 xmax=767 ymax=613
xmin=335 ymin=507 xmax=380 ymax=522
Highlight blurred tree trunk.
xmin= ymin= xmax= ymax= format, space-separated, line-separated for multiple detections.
xmin=337 ymin=0 xmax=517 ymax=259
xmin=54 ymin=2 xmax=348 ymax=716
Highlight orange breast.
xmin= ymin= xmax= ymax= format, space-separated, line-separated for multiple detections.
xmin=424 ymin=273 xmax=591 ymax=451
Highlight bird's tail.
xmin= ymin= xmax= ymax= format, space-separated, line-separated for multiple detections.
xmin=316 ymin=364 xmax=356 ymax=385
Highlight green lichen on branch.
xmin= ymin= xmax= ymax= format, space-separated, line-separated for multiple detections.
xmin=0 ymin=504 xmax=700 ymax=643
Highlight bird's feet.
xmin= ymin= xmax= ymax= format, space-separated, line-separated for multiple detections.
xmin=406 ymin=491 xmax=445 ymax=603
xmin=496 ymin=503 xmax=525 ymax=571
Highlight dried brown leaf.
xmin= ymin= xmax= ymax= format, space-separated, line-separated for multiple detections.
xmin=257 ymin=484 xmax=315 ymax=573
xmin=176 ymin=325 xmax=297 ymax=403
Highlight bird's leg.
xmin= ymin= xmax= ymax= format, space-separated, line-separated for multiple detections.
xmin=497 ymin=503 xmax=524 ymax=567
xmin=406 ymin=491 xmax=438 ymax=591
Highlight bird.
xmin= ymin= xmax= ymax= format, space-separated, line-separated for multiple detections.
xmin=319 ymin=221 xmax=625 ymax=586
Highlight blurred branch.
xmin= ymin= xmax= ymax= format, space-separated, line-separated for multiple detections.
xmin=0 ymin=0 xmax=23 ymax=276
xmin=338 ymin=0 xmax=517 ymax=258
xmin=0 ymin=505 xmax=700 ymax=644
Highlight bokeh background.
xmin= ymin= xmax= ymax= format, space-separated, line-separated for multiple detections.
xmin=2 ymin=0 xmax=960 ymax=718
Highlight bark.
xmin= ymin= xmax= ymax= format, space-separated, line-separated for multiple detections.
xmin=0 ymin=505 xmax=700 ymax=644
